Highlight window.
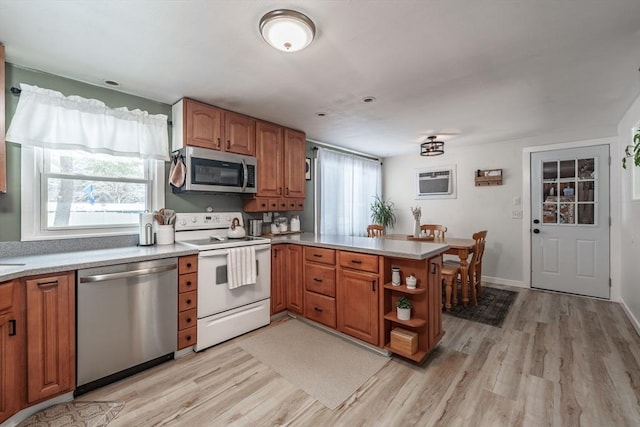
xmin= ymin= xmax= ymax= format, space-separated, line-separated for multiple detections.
xmin=316 ymin=148 xmax=381 ymax=236
xmin=22 ymin=146 xmax=164 ymax=240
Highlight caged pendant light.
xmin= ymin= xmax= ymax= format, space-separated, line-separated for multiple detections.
xmin=420 ymin=136 xmax=445 ymax=156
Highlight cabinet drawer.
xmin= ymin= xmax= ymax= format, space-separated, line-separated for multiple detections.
xmin=304 ymin=263 xmax=336 ymax=297
xmin=338 ymin=251 xmax=379 ymax=273
xmin=178 ymin=273 xmax=198 ymax=293
xmin=304 ymin=291 xmax=336 ymax=329
xmin=268 ymin=198 xmax=280 ymax=211
xmin=178 ymin=290 xmax=197 ymax=312
xmin=304 ymin=247 xmax=336 ymax=265
xmin=179 ymin=255 xmax=198 ymax=275
xmin=178 ymin=309 xmax=197 ymax=331
xmin=178 ymin=326 xmax=197 ymax=350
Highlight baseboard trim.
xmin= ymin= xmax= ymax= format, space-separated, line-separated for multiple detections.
xmin=620 ymin=300 xmax=640 ymax=337
xmin=482 ymin=275 xmax=528 ymax=289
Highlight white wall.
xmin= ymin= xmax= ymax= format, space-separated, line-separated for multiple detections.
xmin=618 ymin=93 xmax=640 ymax=332
xmin=383 ymin=140 xmax=527 ymax=286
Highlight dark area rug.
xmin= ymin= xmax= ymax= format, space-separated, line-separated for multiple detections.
xmin=444 ymin=286 xmax=518 ymax=327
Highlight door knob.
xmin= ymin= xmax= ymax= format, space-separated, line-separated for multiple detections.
xmin=533 ymin=219 xmax=540 ymax=224
xmin=533 ymin=229 xmax=540 ymax=234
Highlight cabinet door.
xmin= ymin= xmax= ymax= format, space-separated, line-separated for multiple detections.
xmin=285 ymin=244 xmax=304 ymax=314
xmin=185 ymin=99 xmax=223 ymax=150
xmin=1 ymin=43 xmax=6 ymax=193
xmin=25 ymin=272 xmax=75 ymax=404
xmin=0 ymin=280 xmax=22 ymax=424
xmin=224 ymin=111 xmax=255 ymax=155
xmin=271 ymin=245 xmax=287 ymax=314
xmin=256 ymin=121 xmax=283 ymax=197
xmin=283 ymin=129 xmax=306 ymax=199
xmin=337 ymin=269 xmax=379 ymax=345
xmin=427 ymin=256 xmax=444 ymax=348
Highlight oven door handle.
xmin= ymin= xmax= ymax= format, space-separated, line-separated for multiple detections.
xmin=197 ymin=245 xmax=271 ymax=258
xmin=241 ymin=159 xmax=248 ymax=192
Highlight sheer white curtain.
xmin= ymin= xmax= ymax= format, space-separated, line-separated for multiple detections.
xmin=317 ymin=148 xmax=381 ymax=236
xmin=6 ymin=83 xmax=169 ymax=160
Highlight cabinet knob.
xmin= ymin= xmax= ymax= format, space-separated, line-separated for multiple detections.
xmin=8 ymin=319 xmax=16 ymax=336
xmin=314 ymin=307 xmax=323 ymax=312
xmin=313 ymin=277 xmax=323 ymax=282
xmin=186 ymin=317 xmax=192 ymax=323
xmin=186 ymin=281 xmax=192 ymax=287
xmin=186 ymin=263 xmax=192 ymax=268
xmin=186 ymin=335 xmax=192 ymax=341
xmin=217 ymin=138 xmax=221 ymax=148
xmin=186 ymin=299 xmax=192 ymax=304
xmin=226 ymin=140 xmax=230 ymax=149
xmin=286 ymin=187 xmax=290 ymax=195
xmin=279 ymin=187 xmax=282 ymax=195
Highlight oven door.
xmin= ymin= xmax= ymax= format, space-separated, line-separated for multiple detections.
xmin=197 ymin=244 xmax=271 ymax=318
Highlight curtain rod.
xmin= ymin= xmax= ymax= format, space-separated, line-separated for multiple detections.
xmin=308 ymin=138 xmax=380 ymax=162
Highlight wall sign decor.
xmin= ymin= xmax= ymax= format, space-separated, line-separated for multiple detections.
xmin=475 ymin=169 xmax=502 ymax=186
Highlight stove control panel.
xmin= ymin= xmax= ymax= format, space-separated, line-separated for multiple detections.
xmin=174 ymin=212 xmax=244 ymax=231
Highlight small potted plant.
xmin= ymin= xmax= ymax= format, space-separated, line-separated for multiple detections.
xmin=370 ymin=195 xmax=396 ymax=231
xmin=397 ymin=297 xmax=413 ymax=321
xmin=622 ymin=128 xmax=640 ymax=169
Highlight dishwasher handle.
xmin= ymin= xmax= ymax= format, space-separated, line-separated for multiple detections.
xmin=79 ymin=263 xmax=178 ymax=283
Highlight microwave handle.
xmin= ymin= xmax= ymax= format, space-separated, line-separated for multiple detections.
xmin=241 ymin=159 xmax=248 ymax=192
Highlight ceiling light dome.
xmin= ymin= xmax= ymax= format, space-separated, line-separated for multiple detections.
xmin=259 ymin=9 xmax=316 ymax=52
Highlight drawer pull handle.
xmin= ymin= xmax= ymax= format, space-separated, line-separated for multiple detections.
xmin=186 ymin=263 xmax=192 ymax=268
xmin=186 ymin=281 xmax=192 ymax=286
xmin=351 ymin=260 xmax=362 ymax=264
xmin=313 ymin=254 xmax=323 ymax=258
xmin=314 ymin=307 xmax=323 ymax=312
xmin=37 ymin=281 xmax=58 ymax=288
xmin=186 ymin=317 xmax=192 ymax=323
xmin=313 ymin=278 xmax=323 ymax=282
xmin=372 ymin=279 xmax=376 ymax=292
xmin=217 ymin=138 xmax=221 ymax=148
xmin=8 ymin=319 xmax=16 ymax=336
xmin=186 ymin=335 xmax=192 ymax=341
xmin=186 ymin=299 xmax=192 ymax=304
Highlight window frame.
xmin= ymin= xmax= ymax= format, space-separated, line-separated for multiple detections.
xmin=21 ymin=146 xmax=165 ymax=241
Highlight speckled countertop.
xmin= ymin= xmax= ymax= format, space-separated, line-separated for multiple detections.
xmin=269 ymin=233 xmax=449 ymax=260
xmin=0 ymin=244 xmax=198 ymax=282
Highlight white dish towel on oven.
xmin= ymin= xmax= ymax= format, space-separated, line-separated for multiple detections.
xmin=227 ymin=246 xmax=257 ymax=289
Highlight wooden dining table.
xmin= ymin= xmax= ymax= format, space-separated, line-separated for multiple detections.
xmin=384 ymin=234 xmax=476 ymax=306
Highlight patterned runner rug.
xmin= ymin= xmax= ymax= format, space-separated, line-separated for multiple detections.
xmin=17 ymin=401 xmax=124 ymax=427
xmin=444 ymin=286 xmax=518 ymax=327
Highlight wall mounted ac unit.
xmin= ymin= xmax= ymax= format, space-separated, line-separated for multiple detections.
xmin=414 ymin=165 xmax=457 ymax=199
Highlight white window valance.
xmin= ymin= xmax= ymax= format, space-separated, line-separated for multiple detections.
xmin=6 ymin=83 xmax=169 ymax=161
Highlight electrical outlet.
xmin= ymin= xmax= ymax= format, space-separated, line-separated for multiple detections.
xmin=512 ymin=210 xmax=522 ymax=219
xmin=513 ymin=196 xmax=521 ymax=206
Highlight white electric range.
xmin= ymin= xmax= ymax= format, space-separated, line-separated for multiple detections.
xmin=175 ymin=212 xmax=271 ymax=351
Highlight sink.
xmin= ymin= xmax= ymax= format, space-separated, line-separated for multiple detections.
xmin=0 ymin=263 xmax=25 ymax=272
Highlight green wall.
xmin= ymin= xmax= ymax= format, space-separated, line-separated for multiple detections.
xmin=1 ymin=63 xmax=243 ymax=242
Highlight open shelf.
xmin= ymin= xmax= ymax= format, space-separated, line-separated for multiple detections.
xmin=383 ymin=312 xmax=427 ymax=328
xmin=383 ymin=283 xmax=426 ymax=295
xmin=384 ymin=344 xmax=428 ymax=363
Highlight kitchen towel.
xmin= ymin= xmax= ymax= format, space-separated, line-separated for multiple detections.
xmin=227 ymin=247 xmax=257 ymax=289
xmin=169 ymin=154 xmax=186 ymax=188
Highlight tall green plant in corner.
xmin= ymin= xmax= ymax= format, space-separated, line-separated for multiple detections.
xmin=370 ymin=195 xmax=396 ymax=229
xmin=622 ymin=128 xmax=640 ymax=169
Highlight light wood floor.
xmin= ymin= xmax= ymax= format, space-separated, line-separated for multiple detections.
xmin=79 ymin=285 xmax=640 ymax=426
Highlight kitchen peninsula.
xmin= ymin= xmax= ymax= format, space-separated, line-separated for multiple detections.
xmin=270 ymin=233 xmax=449 ymax=362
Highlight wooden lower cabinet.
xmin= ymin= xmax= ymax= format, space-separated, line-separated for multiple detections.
xmin=24 ymin=272 xmax=75 ymax=404
xmin=337 ymin=267 xmax=379 ymax=346
xmin=304 ymin=291 xmax=336 ymax=328
xmin=285 ymin=245 xmax=304 ymax=314
xmin=0 ymin=280 xmax=23 ymax=424
xmin=177 ymin=255 xmax=198 ymax=350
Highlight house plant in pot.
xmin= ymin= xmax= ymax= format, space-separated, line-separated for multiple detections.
xmin=397 ymin=297 xmax=413 ymax=321
xmin=370 ymin=195 xmax=396 ymax=232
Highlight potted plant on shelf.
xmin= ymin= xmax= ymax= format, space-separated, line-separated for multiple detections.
xmin=370 ymin=195 xmax=396 ymax=231
xmin=397 ymin=297 xmax=412 ymax=321
xmin=622 ymin=127 xmax=640 ymax=169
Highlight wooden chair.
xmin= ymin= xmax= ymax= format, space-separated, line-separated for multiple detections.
xmin=441 ymin=263 xmax=460 ymax=311
xmin=366 ymin=224 xmax=384 ymax=237
xmin=420 ymin=224 xmax=447 ymax=239
xmin=444 ymin=230 xmax=488 ymax=305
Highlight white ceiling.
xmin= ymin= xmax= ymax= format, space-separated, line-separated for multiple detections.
xmin=0 ymin=0 xmax=639 ymax=158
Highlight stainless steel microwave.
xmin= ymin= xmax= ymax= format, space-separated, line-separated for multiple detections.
xmin=172 ymin=146 xmax=257 ymax=194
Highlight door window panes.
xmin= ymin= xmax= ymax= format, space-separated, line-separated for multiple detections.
xmin=540 ymin=157 xmax=596 ymax=225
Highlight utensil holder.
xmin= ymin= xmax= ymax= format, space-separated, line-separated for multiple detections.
xmin=156 ymin=225 xmax=174 ymax=245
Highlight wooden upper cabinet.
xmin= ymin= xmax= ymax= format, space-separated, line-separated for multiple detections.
xmin=183 ymin=98 xmax=224 ymax=151
xmin=283 ymin=128 xmax=306 ymax=199
xmin=225 ymin=111 xmax=255 ymax=156
xmin=256 ymin=121 xmax=284 ymax=197
xmin=25 ymin=272 xmax=75 ymax=404
xmin=0 ymin=280 xmax=23 ymax=424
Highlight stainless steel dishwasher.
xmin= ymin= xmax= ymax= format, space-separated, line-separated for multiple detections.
xmin=76 ymin=257 xmax=178 ymax=395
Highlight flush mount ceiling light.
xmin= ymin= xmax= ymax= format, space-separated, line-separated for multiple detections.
xmin=259 ymin=9 xmax=316 ymax=52
xmin=420 ymin=136 xmax=445 ymax=156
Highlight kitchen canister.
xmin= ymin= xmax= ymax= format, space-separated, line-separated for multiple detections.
xmin=392 ymin=267 xmax=401 ymax=286
xmin=156 ymin=225 xmax=175 ymax=245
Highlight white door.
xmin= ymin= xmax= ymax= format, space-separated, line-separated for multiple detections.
xmin=531 ymin=145 xmax=610 ymax=298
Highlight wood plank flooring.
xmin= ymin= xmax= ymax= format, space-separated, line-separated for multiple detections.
xmin=79 ymin=285 xmax=640 ymax=426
